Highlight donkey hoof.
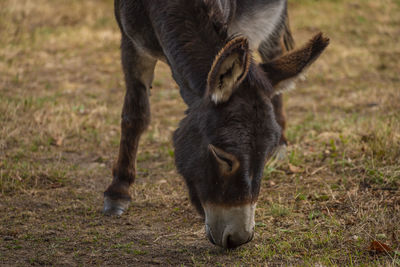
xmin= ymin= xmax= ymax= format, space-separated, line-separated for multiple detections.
xmin=274 ymin=144 xmax=287 ymax=161
xmin=103 ymin=196 xmax=130 ymax=216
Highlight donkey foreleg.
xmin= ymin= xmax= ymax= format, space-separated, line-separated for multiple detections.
xmin=104 ymin=35 xmax=156 ymax=215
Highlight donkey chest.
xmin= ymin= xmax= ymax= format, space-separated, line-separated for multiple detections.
xmin=228 ymin=0 xmax=286 ymax=50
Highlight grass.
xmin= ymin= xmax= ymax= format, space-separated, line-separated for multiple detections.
xmin=0 ymin=0 xmax=399 ymax=265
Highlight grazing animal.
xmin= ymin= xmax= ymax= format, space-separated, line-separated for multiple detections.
xmin=103 ymin=0 xmax=329 ymax=249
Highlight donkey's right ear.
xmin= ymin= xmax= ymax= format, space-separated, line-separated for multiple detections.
xmin=261 ymin=32 xmax=330 ymax=96
xmin=207 ymin=37 xmax=251 ymax=104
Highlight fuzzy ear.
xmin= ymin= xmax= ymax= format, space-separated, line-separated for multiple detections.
xmin=207 ymin=37 xmax=251 ymax=104
xmin=208 ymin=144 xmax=240 ymax=176
xmin=262 ymin=32 xmax=330 ymax=95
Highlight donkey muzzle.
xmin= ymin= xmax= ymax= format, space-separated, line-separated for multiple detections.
xmin=204 ymin=203 xmax=256 ymax=249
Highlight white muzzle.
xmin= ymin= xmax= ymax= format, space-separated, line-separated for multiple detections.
xmin=204 ymin=203 xmax=256 ymax=248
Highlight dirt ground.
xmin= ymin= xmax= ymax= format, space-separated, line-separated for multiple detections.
xmin=1 ymin=0 xmax=399 ymax=265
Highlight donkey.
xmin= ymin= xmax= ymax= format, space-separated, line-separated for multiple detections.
xmin=103 ymin=0 xmax=329 ymax=248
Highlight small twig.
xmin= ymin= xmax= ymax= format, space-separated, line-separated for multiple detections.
xmin=310 ymin=166 xmax=326 ymax=176
xmin=153 ymin=233 xmax=177 ymax=243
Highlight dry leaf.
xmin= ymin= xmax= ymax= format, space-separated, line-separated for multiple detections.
xmin=56 ymin=137 xmax=64 ymax=146
xmin=288 ymin=163 xmax=303 ymax=173
xmin=368 ymin=241 xmax=393 ymax=253
xmin=50 ymin=136 xmax=64 ymax=146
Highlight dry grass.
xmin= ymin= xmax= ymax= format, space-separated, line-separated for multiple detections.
xmin=0 ymin=0 xmax=399 ymax=265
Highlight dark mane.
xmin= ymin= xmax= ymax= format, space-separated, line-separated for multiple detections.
xmin=145 ymin=0 xmax=235 ymax=103
xmin=246 ymin=62 xmax=275 ymax=97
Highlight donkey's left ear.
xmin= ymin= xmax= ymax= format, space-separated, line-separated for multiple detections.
xmin=207 ymin=37 xmax=251 ymax=104
xmin=261 ymin=32 xmax=330 ymax=96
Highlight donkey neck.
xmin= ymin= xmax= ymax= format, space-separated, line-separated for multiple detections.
xmin=229 ymin=0 xmax=286 ymax=50
xmin=143 ymin=0 xmax=286 ymax=106
xmin=145 ymin=1 xmax=235 ymax=105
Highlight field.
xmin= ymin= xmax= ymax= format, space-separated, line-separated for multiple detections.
xmin=1 ymin=0 xmax=399 ymax=265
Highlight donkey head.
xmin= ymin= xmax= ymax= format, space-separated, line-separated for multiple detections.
xmin=173 ymin=33 xmax=329 ymax=248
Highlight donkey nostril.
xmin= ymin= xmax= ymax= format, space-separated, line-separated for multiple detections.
xmin=225 ymin=235 xmax=235 ymax=249
xmin=224 ymin=231 xmax=254 ymax=249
